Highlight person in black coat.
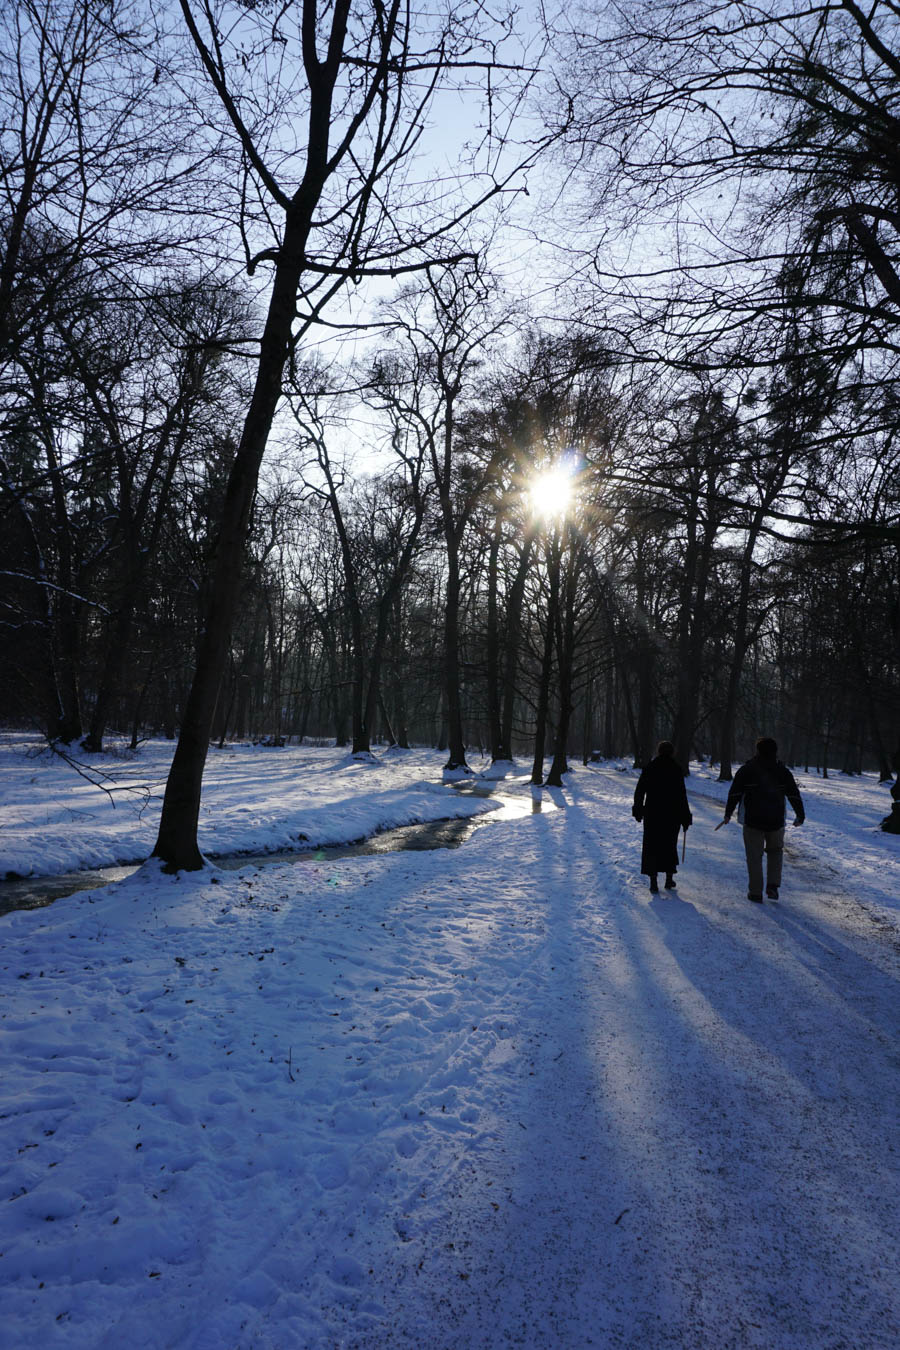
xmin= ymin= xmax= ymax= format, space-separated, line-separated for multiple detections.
xmin=632 ymin=741 xmax=692 ymax=893
xmin=722 ymin=736 xmax=805 ymax=902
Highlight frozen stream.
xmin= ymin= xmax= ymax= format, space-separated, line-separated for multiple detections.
xmin=0 ymin=784 xmax=558 ymax=918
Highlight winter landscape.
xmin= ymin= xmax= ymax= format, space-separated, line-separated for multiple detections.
xmin=1 ymin=732 xmax=898 ymax=1349
xmin=3 ymin=1 xmax=900 ymax=1346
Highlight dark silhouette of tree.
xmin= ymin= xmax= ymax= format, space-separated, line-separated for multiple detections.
xmin=372 ymin=266 xmax=514 ymax=772
xmin=154 ymin=0 xmax=544 ymax=866
xmin=289 ymin=360 xmax=430 ymax=756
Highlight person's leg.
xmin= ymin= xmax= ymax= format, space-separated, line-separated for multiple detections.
xmin=765 ymin=827 xmax=785 ymax=888
xmin=743 ymin=826 xmax=765 ymax=898
xmin=649 ymin=873 xmax=659 ymax=892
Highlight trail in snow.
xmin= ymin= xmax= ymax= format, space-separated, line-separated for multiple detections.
xmin=321 ymin=774 xmax=900 ymax=1349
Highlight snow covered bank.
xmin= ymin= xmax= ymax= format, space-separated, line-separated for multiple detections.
xmin=0 ymin=735 xmax=498 ymax=879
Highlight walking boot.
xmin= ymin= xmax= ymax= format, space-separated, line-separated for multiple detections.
xmin=766 ymin=884 xmax=779 ymax=900
xmin=664 ymin=874 xmax=676 ymax=889
xmin=649 ymin=874 xmax=659 ymax=893
xmin=748 ymin=892 xmax=763 ymax=903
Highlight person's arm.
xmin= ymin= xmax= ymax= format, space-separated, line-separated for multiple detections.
xmin=723 ymin=766 xmax=746 ymax=821
xmin=680 ymin=777 xmax=692 ymax=828
xmin=781 ymin=766 xmax=805 ymax=824
xmin=633 ymin=769 xmax=647 ymax=820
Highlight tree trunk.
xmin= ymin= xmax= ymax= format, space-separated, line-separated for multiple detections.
xmin=214 ymin=663 xmax=237 ymax=748
xmin=361 ymin=628 xmax=388 ymax=755
xmin=442 ymin=529 xmax=468 ymax=771
xmin=378 ymin=694 xmax=397 ymax=747
xmin=869 ymin=705 xmax=894 ymax=781
xmin=618 ymin=661 xmax=640 ymax=767
xmin=673 ymin=461 xmax=718 ymax=774
xmin=52 ymin=606 xmax=83 ymax=744
xmin=635 ymin=640 xmax=655 ymax=769
xmin=153 ymin=240 xmax=307 ymax=869
xmin=436 ymin=703 xmax=448 ymax=754
xmin=393 ymin=602 xmax=411 ymax=749
xmin=603 ymin=664 xmax=615 ymax=759
xmin=530 ymin=621 xmax=553 ymax=785
xmin=159 ymin=670 xmax=176 ymax=740
xmin=545 ymin=685 xmax=572 ymax=784
xmin=581 ymin=677 xmax=594 ymax=765
xmin=718 ymin=505 xmax=771 ymax=780
xmin=82 ymin=593 xmax=137 ymax=752
xmin=359 ymin=510 xmax=425 ymax=756
xmin=42 ymin=425 xmax=83 ymax=743
xmin=129 ymin=662 xmax=153 ymax=752
xmin=0 ymin=460 xmax=71 ymax=742
xmin=545 ymin=539 xmax=577 ymax=787
xmin=531 ymin=544 xmax=559 ymax=785
xmin=486 ymin=522 xmax=503 ymax=760
xmin=498 ymin=532 xmax=534 ymax=763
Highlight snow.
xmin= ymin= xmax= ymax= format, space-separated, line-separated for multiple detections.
xmin=1 ymin=733 xmax=898 ymax=1348
xmin=0 ymin=736 xmax=500 ymax=880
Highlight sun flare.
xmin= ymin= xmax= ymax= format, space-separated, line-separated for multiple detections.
xmin=529 ymin=465 xmax=574 ymax=520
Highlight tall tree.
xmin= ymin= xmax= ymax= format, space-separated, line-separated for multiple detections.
xmin=290 ymin=361 xmax=430 ymax=756
xmin=73 ymin=279 xmax=250 ymax=752
xmin=0 ymin=0 xmax=208 ymax=742
xmin=374 ymin=266 xmax=513 ymax=772
xmin=154 ymin=0 xmax=541 ymax=866
xmin=558 ymin=0 xmax=900 ymax=352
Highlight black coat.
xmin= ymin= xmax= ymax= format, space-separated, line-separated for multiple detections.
xmin=633 ymin=756 xmax=692 ymax=876
xmin=725 ymin=756 xmax=805 ymax=830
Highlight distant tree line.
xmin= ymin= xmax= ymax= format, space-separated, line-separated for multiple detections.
xmin=4 ymin=292 xmax=895 ymax=782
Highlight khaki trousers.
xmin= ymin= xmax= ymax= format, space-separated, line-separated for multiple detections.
xmin=742 ymin=825 xmax=785 ymax=895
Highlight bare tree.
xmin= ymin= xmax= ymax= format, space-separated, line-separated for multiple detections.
xmin=289 ymin=360 xmax=430 ymax=756
xmin=557 ymin=1 xmax=900 ymax=355
xmin=0 ymin=0 xmax=190 ymax=358
xmin=72 ymin=279 xmax=251 ymax=752
xmin=0 ymin=0 xmax=211 ymax=742
xmin=370 ymin=265 xmax=514 ymax=771
xmin=153 ymin=0 xmax=545 ymax=866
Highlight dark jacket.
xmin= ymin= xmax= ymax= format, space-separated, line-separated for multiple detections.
xmin=633 ymin=756 xmax=692 ymax=875
xmin=725 ymin=756 xmax=805 ymax=830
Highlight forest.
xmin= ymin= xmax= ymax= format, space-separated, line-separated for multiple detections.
xmin=2 ymin=1 xmax=898 ymax=868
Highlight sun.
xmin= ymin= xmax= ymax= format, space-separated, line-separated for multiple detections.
xmin=529 ymin=465 xmax=574 ymax=520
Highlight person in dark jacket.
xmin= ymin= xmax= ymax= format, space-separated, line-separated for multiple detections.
xmin=723 ymin=736 xmax=805 ymax=903
xmin=632 ymin=740 xmax=692 ymax=893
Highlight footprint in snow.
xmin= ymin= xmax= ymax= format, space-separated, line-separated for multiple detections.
xmin=316 ymin=1154 xmax=349 ymax=1189
xmin=331 ymin=1254 xmax=366 ymax=1287
xmin=394 ymin=1131 xmax=419 ymax=1158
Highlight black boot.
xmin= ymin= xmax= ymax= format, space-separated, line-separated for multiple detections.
xmin=649 ymin=874 xmax=659 ymax=893
xmin=664 ymin=874 xmax=676 ymax=889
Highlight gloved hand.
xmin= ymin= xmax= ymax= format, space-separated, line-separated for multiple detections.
xmin=632 ymin=805 xmax=643 ymax=822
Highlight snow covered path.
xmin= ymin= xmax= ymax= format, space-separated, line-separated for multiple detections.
xmin=344 ymin=775 xmax=900 ymax=1348
xmin=1 ymin=745 xmax=898 ymax=1348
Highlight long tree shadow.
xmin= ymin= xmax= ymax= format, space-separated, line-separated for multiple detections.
xmin=286 ymin=787 xmax=899 ymax=1348
xmin=503 ymin=794 xmax=900 ymax=1348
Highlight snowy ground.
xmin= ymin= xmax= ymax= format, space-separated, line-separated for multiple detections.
xmin=0 ymin=735 xmax=503 ymax=880
xmin=1 ymin=733 xmax=898 ymax=1349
